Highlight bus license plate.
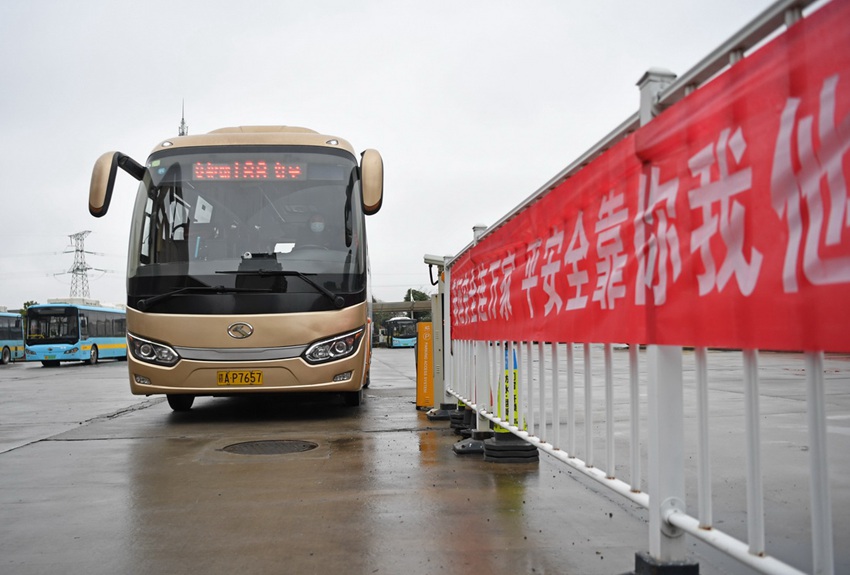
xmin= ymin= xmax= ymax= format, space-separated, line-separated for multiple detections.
xmin=217 ymin=370 xmax=263 ymax=386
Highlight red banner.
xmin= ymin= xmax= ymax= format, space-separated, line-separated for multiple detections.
xmin=450 ymin=0 xmax=850 ymax=352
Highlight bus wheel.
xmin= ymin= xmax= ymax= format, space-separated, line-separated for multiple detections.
xmin=343 ymin=389 xmax=362 ymax=407
xmin=86 ymin=346 xmax=99 ymax=365
xmin=0 ymin=347 xmax=10 ymax=365
xmin=167 ymin=395 xmax=195 ymax=412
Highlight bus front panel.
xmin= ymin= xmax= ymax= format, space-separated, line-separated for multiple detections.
xmin=125 ymin=304 xmax=369 ymax=396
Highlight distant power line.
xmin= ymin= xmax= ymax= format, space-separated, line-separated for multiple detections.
xmin=0 ymin=251 xmax=124 ymax=259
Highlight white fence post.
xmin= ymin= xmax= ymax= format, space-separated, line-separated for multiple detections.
xmin=647 ymin=345 xmax=688 ymax=564
xmin=440 ymin=265 xmax=453 ymax=406
xmin=583 ymin=343 xmax=593 ymax=468
xmin=430 ymin=293 xmax=444 ymax=410
xmin=637 ymin=67 xmax=696 ymax=572
xmin=475 ymin=340 xmax=488 ymax=431
xmin=629 ymin=343 xmax=641 ymax=493
xmin=743 ymin=349 xmax=766 ymax=556
xmin=806 ymin=351 xmax=834 ymax=575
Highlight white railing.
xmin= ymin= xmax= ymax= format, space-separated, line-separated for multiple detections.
xmin=443 ymin=341 xmax=838 ymax=574
xmin=435 ymin=1 xmax=842 ymax=573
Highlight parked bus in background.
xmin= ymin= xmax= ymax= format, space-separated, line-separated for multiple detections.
xmin=0 ymin=311 xmax=24 ymax=365
xmin=88 ymin=125 xmax=383 ymax=411
xmin=25 ymin=302 xmax=127 ymax=366
xmin=384 ymin=316 xmax=417 ymax=349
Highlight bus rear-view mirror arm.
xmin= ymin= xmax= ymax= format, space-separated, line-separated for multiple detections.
xmin=89 ymin=151 xmax=145 ymax=217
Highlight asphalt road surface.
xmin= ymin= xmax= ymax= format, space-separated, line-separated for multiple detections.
xmin=1 ymin=348 xmax=847 ymax=574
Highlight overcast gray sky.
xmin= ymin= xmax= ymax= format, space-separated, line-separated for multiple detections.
xmin=0 ymin=0 xmax=779 ymax=309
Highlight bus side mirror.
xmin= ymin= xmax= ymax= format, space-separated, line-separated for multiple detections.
xmin=360 ymin=149 xmax=383 ymax=216
xmin=89 ymin=151 xmax=145 ymax=218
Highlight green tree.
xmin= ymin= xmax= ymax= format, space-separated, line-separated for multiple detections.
xmin=20 ymin=301 xmax=38 ymax=318
xmin=404 ymin=288 xmax=431 ymax=322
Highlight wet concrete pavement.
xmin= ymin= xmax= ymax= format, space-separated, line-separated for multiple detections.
xmin=0 ymin=349 xmax=847 ymax=574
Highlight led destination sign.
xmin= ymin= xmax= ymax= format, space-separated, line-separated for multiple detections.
xmin=193 ymin=161 xmax=305 ymax=180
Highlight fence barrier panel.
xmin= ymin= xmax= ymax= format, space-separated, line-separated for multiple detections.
xmin=438 ymin=1 xmax=844 ymax=572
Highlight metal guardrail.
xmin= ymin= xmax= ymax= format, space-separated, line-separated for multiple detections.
xmin=445 ymin=342 xmax=837 ymax=575
xmin=439 ymin=1 xmax=837 ymax=573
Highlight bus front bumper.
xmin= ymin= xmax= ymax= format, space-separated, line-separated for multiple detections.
xmin=127 ymin=345 xmax=367 ymax=396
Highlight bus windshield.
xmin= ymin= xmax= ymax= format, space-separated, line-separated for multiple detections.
xmin=391 ymin=319 xmax=418 ymax=338
xmin=26 ymin=307 xmax=79 ymax=344
xmin=127 ymin=147 xmax=367 ymax=312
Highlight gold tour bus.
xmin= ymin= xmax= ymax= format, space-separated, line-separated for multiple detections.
xmin=89 ymin=126 xmax=383 ymax=411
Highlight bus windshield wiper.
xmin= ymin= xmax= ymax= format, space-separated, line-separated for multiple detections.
xmin=216 ymin=269 xmax=345 ymax=309
xmin=137 ymin=285 xmax=271 ymax=311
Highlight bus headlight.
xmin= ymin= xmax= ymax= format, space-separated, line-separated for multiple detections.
xmin=128 ymin=333 xmax=180 ymax=367
xmin=303 ymin=328 xmax=364 ymax=365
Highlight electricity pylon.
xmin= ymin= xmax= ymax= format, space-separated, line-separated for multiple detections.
xmin=52 ymin=231 xmax=112 ymax=300
xmin=55 ymin=230 xmax=111 ymax=297
xmin=67 ymin=231 xmax=92 ymax=298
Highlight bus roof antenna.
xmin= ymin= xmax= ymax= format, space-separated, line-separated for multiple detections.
xmin=178 ymin=101 xmax=188 ymax=136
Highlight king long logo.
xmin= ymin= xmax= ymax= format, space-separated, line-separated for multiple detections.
xmin=227 ymin=322 xmax=254 ymax=339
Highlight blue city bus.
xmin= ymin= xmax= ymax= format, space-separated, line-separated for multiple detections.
xmin=384 ymin=316 xmax=417 ymax=349
xmin=0 ymin=311 xmax=24 ymax=365
xmin=25 ymin=303 xmax=127 ymax=366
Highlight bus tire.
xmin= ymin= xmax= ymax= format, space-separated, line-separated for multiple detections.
xmin=86 ymin=346 xmax=99 ymax=365
xmin=343 ymin=389 xmax=362 ymax=407
xmin=1 ymin=347 xmax=10 ymax=365
xmin=167 ymin=394 xmax=195 ymax=411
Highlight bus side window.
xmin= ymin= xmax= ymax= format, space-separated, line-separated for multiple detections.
xmin=80 ymin=315 xmax=89 ymax=339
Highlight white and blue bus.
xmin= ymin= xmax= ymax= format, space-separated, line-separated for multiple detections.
xmin=0 ymin=311 xmax=24 ymax=365
xmin=384 ymin=317 xmax=418 ymax=349
xmin=25 ymin=303 xmax=127 ymax=367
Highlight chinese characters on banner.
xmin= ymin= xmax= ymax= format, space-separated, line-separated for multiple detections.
xmin=450 ymin=0 xmax=850 ymax=352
